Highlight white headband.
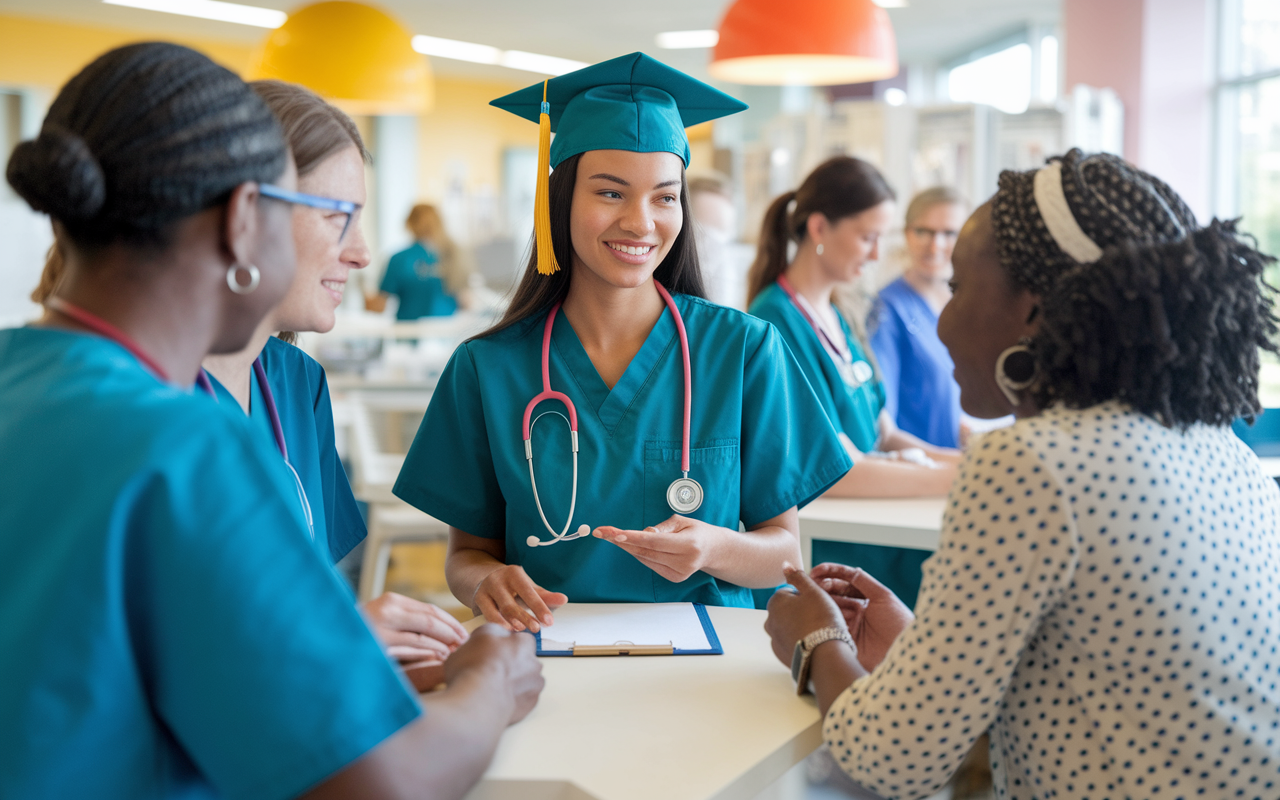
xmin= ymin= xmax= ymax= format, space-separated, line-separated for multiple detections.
xmin=1033 ymin=161 xmax=1104 ymax=264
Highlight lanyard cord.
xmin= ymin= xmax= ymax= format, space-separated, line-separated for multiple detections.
xmin=776 ymin=275 xmax=853 ymax=366
xmin=44 ymin=297 xmax=172 ymax=381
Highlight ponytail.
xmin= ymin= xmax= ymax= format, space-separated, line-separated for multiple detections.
xmin=747 ymin=190 xmax=797 ymax=306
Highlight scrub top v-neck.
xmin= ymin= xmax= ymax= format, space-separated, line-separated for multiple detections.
xmin=394 ymin=293 xmax=851 ymax=607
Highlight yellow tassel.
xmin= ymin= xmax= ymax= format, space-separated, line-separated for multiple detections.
xmin=534 ymin=79 xmax=560 ymax=276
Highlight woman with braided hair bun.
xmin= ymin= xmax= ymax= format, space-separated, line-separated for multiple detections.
xmin=765 ymin=148 xmax=1280 ymax=800
xmin=1 ymin=42 xmax=542 ymax=800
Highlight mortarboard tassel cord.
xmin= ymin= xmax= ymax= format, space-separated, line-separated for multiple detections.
xmin=535 ymin=79 xmax=561 ymax=275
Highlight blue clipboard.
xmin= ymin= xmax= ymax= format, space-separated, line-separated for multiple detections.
xmin=535 ymin=603 xmax=723 ymax=656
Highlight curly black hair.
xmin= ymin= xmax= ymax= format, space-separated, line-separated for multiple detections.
xmin=1031 ymin=220 xmax=1279 ymax=427
xmin=991 ymin=149 xmax=1279 ymax=428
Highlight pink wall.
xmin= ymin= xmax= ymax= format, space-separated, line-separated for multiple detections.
xmin=1063 ymin=0 xmax=1213 ymax=220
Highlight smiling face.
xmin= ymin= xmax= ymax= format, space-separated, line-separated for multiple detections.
xmin=568 ymin=149 xmax=685 ymax=291
xmin=905 ymin=201 xmax=965 ymax=282
xmin=809 ymin=199 xmax=895 ymax=284
xmin=269 ymin=145 xmax=369 ymax=333
xmin=936 ymin=203 xmax=1039 ymax=418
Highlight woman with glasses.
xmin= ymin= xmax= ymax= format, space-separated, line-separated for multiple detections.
xmin=200 ymin=80 xmax=469 ymax=689
xmin=870 ymin=187 xmax=968 ymax=449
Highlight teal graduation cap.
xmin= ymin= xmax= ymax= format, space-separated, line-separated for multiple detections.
xmin=491 ymin=52 xmax=747 ymax=274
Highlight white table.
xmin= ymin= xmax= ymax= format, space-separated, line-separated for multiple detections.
xmin=462 ymin=606 xmax=821 ymax=800
xmin=797 ymin=497 xmax=947 ymax=569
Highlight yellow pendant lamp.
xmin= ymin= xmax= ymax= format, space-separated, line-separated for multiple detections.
xmin=248 ymin=1 xmax=433 ymax=114
xmin=709 ymin=0 xmax=899 ymax=86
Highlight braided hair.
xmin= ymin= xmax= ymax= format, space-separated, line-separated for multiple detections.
xmin=6 ymin=42 xmax=288 ymax=249
xmin=993 ymin=148 xmax=1278 ymax=427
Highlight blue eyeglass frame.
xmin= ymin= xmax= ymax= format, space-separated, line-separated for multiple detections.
xmin=260 ymin=183 xmax=362 ymax=242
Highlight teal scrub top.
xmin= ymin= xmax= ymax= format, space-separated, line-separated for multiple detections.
xmin=749 ymin=283 xmax=885 ymax=453
xmin=380 ymin=242 xmax=457 ymax=320
xmin=0 ymin=327 xmax=419 ymax=800
xmin=393 ymin=294 xmax=852 ymax=607
xmin=208 ymin=336 xmax=366 ymax=565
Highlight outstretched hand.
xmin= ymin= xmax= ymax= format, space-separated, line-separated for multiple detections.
xmin=810 ymin=562 xmax=914 ymax=672
xmin=592 ymin=515 xmax=722 ymax=583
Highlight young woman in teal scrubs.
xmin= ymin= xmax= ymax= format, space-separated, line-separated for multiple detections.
xmin=393 ymin=53 xmax=852 ymax=632
xmin=1 ymin=43 xmax=541 ymax=799
xmin=747 ymin=156 xmax=961 ymax=606
xmin=201 ymin=81 xmax=467 ymax=682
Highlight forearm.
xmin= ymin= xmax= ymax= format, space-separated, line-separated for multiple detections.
xmin=810 ymin=640 xmax=867 ymax=717
xmin=880 ymin=427 xmax=961 ymax=460
xmin=445 ymin=547 xmax=504 ymax=614
xmin=826 ymin=457 xmax=956 ymax=498
xmin=702 ymin=524 xmax=802 ymax=588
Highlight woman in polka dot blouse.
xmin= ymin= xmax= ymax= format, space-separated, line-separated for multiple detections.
xmin=766 ymin=149 xmax=1280 ymax=800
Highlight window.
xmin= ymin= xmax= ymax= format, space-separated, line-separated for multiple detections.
xmin=945 ymin=31 xmax=1058 ymax=115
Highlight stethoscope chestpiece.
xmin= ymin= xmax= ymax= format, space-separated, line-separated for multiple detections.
xmin=666 ymin=475 xmax=703 ymax=514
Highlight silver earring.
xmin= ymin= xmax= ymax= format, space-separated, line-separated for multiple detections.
xmin=226 ymin=264 xmax=260 ymax=295
xmin=995 ymin=337 xmax=1037 ymax=408
xmin=815 ymin=243 xmax=824 ymax=256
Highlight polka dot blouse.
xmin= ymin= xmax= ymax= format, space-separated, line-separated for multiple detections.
xmin=823 ymin=402 xmax=1280 ymax=800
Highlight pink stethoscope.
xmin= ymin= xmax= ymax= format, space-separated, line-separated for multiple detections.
xmin=522 ymin=281 xmax=701 ymax=548
xmin=776 ymin=275 xmax=873 ymax=389
xmin=46 ymin=297 xmax=314 ymax=540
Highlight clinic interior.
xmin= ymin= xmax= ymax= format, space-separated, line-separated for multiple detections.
xmin=2 ymin=1 xmax=1279 ymax=800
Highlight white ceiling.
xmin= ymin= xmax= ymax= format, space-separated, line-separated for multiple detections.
xmin=0 ymin=0 xmax=1061 ymax=83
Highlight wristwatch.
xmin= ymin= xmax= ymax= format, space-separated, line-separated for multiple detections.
xmin=791 ymin=626 xmax=854 ymax=696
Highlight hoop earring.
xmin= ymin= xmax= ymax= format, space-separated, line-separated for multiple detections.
xmin=815 ymin=243 xmax=824 ymax=256
xmin=995 ymin=337 xmax=1037 ymax=408
xmin=226 ymin=264 xmax=260 ymax=295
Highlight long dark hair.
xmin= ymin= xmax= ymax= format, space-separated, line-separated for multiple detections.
xmin=477 ymin=152 xmax=706 ymax=340
xmin=746 ymin=156 xmax=895 ymax=306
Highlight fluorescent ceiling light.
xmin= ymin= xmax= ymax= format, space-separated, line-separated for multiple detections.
xmin=873 ymin=0 xmax=908 ymax=7
xmin=413 ymin=36 xmax=586 ymax=76
xmin=656 ymin=29 xmax=720 ymax=49
xmin=412 ymin=35 xmax=501 ymax=64
xmin=103 ymin=0 xmax=285 ymax=28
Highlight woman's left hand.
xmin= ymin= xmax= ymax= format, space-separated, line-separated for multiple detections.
xmin=592 ymin=515 xmax=724 ymax=583
xmin=763 ymin=565 xmax=848 ymax=667
xmin=362 ymin=592 xmax=470 ymax=664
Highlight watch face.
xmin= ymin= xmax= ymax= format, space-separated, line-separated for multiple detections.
xmin=791 ymin=641 xmax=805 ymax=683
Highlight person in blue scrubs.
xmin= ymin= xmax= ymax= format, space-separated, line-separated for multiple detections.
xmin=1 ymin=43 xmax=541 ymax=799
xmin=201 ymin=80 xmax=468 ymax=687
xmin=373 ymin=204 xmax=470 ymax=319
xmin=393 ymin=53 xmax=852 ymax=632
xmin=747 ymin=158 xmax=962 ymax=606
xmin=871 ymin=187 xmax=967 ymax=448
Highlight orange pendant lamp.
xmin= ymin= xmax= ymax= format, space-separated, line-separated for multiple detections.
xmin=709 ymin=0 xmax=899 ymax=86
xmin=248 ymin=1 xmax=433 ymax=114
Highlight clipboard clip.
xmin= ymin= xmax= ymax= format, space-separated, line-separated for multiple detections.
xmin=570 ymin=639 xmax=675 ymax=656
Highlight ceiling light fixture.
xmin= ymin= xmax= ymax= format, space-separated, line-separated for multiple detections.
xmin=709 ymin=0 xmax=898 ymax=86
xmin=412 ymin=34 xmax=587 ymax=76
xmin=655 ymin=29 xmax=720 ymax=49
xmin=103 ymin=0 xmax=285 ymax=28
xmin=872 ymin=0 xmax=908 ymax=7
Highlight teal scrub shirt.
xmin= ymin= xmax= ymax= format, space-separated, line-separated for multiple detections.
xmin=749 ymin=282 xmax=930 ymax=607
xmin=393 ymin=294 xmax=852 ymax=607
xmin=0 ymin=327 xmax=420 ymax=800
xmin=380 ymin=242 xmax=458 ymax=320
xmin=208 ymin=335 xmax=366 ymax=565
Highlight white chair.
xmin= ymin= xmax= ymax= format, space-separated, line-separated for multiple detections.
xmin=343 ymin=391 xmax=451 ymax=602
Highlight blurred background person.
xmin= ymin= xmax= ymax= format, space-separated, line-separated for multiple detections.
xmin=871 ymin=187 xmax=966 ymax=448
xmin=689 ymin=172 xmax=751 ymax=309
xmin=369 ymin=203 xmax=472 ymax=319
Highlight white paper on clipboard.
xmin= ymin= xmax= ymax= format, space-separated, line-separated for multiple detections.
xmin=539 ymin=603 xmax=713 ymax=653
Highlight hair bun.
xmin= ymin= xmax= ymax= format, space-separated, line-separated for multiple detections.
xmin=5 ymin=125 xmax=106 ymax=221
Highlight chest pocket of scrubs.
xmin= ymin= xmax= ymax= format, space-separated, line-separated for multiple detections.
xmin=643 ymin=439 xmax=743 ymax=604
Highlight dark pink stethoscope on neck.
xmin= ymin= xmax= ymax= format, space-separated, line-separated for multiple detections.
xmin=522 ymin=280 xmax=701 ymax=548
xmin=47 ymin=296 xmax=314 ymax=539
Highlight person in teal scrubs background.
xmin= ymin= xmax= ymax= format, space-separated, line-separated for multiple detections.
xmin=372 ymin=203 xmax=471 ymax=319
xmin=1 ymin=43 xmax=542 ymax=799
xmin=747 ymin=157 xmax=962 ymax=607
xmin=202 ymin=81 xmax=467 ymax=688
xmin=393 ymin=53 xmax=852 ymax=633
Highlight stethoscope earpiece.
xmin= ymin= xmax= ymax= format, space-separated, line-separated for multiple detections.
xmin=526 ymin=535 xmax=542 ymax=548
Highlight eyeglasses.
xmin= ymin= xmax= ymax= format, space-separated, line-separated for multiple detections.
xmin=260 ymin=184 xmax=362 ymax=243
xmin=908 ymin=226 xmax=959 ymax=242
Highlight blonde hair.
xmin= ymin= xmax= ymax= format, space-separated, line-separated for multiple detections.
xmin=405 ymin=203 xmax=468 ymax=293
xmin=904 ymin=186 xmax=966 ymax=228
